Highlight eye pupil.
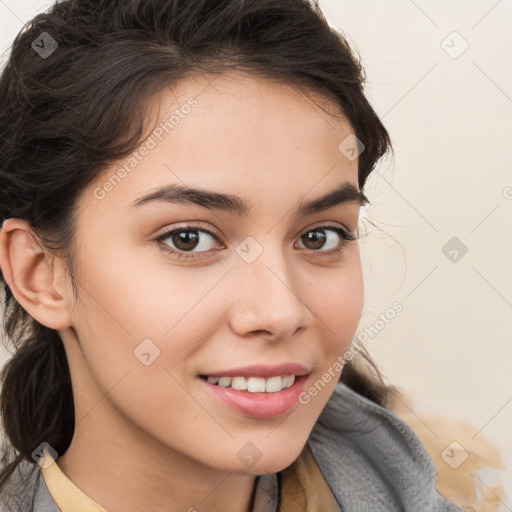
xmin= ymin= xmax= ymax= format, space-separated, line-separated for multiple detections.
xmin=174 ymin=230 xmax=199 ymax=251
xmin=302 ymin=230 xmax=326 ymax=250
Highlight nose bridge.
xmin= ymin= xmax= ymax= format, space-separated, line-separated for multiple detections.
xmin=228 ymin=236 xmax=308 ymax=338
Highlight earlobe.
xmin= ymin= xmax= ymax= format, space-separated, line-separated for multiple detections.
xmin=0 ymin=218 xmax=73 ymax=330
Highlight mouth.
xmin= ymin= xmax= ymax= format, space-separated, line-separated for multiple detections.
xmin=199 ymin=374 xmax=297 ymax=393
xmin=198 ymin=373 xmax=309 ymax=419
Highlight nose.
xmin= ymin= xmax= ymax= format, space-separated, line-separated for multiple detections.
xmin=228 ymin=244 xmax=310 ymax=341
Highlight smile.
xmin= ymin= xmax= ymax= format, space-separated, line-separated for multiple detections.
xmin=200 ymin=375 xmax=295 ymax=393
xmin=199 ymin=374 xmax=309 ymax=419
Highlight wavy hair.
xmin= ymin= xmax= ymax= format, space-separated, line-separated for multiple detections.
xmin=0 ymin=0 xmax=393 ymax=492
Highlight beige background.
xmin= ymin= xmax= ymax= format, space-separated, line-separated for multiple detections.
xmin=1 ymin=0 xmax=511 ymax=508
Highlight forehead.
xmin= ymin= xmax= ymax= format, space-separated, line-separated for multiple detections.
xmin=78 ymin=70 xmax=358 ymax=218
xmin=160 ymin=69 xmax=345 ymax=119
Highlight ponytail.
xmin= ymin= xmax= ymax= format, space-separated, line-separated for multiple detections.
xmin=0 ymin=297 xmax=74 ymax=490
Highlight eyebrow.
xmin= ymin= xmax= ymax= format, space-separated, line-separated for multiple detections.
xmin=129 ymin=180 xmax=368 ymax=217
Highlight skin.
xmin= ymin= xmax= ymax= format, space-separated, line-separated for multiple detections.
xmin=0 ymin=71 xmax=364 ymax=512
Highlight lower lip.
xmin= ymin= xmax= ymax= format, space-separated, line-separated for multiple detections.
xmin=199 ymin=375 xmax=308 ymax=419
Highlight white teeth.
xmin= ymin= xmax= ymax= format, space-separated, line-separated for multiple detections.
xmin=282 ymin=375 xmax=295 ymax=388
xmin=231 ymin=376 xmax=247 ymax=390
xmin=204 ymin=374 xmax=296 ymax=392
xmin=218 ymin=377 xmax=232 ymax=387
xmin=247 ymin=377 xmax=266 ymax=392
xmin=265 ymin=376 xmax=282 ymax=393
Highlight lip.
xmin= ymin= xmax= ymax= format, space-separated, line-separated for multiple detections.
xmin=199 ymin=362 xmax=310 ymax=379
xmin=199 ymin=373 xmax=309 ymax=419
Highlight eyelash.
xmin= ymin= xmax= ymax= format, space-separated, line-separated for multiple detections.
xmin=153 ymin=223 xmax=359 ymax=261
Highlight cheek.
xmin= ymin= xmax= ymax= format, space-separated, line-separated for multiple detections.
xmin=295 ymin=263 xmax=363 ymax=418
xmin=69 ymin=248 xmax=234 ymax=412
xmin=74 ymin=240 xmax=218 ymax=338
xmin=68 ymin=258 xmax=228 ymax=450
xmin=308 ymin=258 xmax=364 ymax=351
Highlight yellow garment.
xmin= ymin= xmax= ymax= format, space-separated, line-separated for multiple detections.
xmin=39 ymin=447 xmax=107 ymax=512
xmin=39 ymin=442 xmax=339 ymax=512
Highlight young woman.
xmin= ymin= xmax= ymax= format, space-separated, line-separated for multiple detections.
xmin=0 ymin=0 xmax=465 ymax=510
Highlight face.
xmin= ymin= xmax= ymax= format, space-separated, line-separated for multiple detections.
xmin=59 ymin=71 xmax=364 ymax=475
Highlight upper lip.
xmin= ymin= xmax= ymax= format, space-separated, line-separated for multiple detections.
xmin=201 ymin=363 xmax=310 ymax=379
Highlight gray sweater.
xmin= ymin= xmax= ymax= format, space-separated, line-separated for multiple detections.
xmin=1 ymin=382 xmax=464 ymax=511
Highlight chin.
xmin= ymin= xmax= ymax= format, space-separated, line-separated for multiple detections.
xmin=226 ymin=440 xmax=306 ymax=476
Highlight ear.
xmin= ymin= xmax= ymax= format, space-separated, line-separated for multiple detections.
xmin=0 ymin=218 xmax=73 ymax=330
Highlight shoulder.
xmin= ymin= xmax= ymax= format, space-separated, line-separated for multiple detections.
xmin=0 ymin=459 xmax=59 ymax=512
xmin=307 ymin=382 xmax=465 ymax=511
xmin=0 ymin=459 xmax=39 ymax=512
xmin=388 ymin=384 xmax=510 ymax=512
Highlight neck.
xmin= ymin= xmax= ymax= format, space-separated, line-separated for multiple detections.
xmin=58 ymin=400 xmax=258 ymax=512
xmin=57 ymin=331 xmax=258 ymax=512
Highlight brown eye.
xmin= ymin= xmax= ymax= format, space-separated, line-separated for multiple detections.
xmin=154 ymin=225 xmax=221 ymax=259
xmin=300 ymin=229 xmax=328 ymax=250
xmin=170 ymin=230 xmax=201 ymax=251
xmin=295 ymin=225 xmax=359 ymax=257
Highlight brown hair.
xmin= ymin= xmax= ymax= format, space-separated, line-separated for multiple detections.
xmin=0 ymin=0 xmax=393 ymax=492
